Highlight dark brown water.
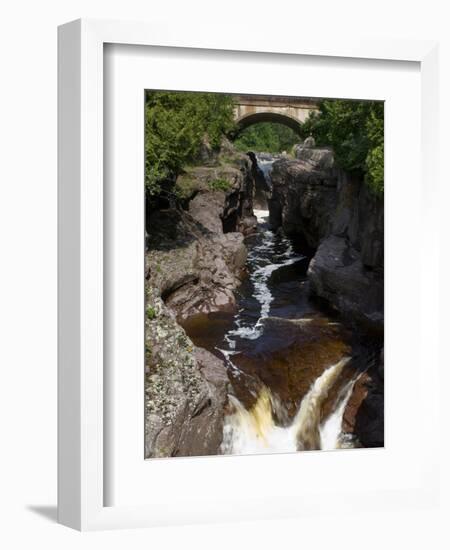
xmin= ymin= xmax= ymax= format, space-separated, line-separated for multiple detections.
xmin=181 ymin=210 xmax=359 ymax=440
xmin=181 ymin=154 xmax=381 ymax=453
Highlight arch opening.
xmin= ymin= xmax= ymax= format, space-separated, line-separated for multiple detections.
xmin=234 ymin=111 xmax=303 ymax=136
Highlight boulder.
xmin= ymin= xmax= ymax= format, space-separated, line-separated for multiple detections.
xmin=307 ymin=235 xmax=383 ymax=329
xmin=188 ymin=191 xmax=226 ymax=233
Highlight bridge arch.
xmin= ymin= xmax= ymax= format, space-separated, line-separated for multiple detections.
xmin=233 ymin=95 xmax=319 ymax=136
xmin=235 ymin=111 xmax=303 ymax=135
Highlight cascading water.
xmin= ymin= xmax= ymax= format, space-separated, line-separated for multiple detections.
xmin=221 ymin=358 xmax=354 ymax=454
xmin=256 ymin=155 xmax=275 ymax=189
xmin=319 ymin=375 xmax=362 ymax=450
xmin=216 ymin=154 xmax=358 ymax=455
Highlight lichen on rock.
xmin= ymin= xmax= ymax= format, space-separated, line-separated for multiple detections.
xmin=145 ymin=142 xmax=256 ymax=458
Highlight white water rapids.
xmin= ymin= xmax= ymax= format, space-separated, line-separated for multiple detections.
xmin=221 ymin=357 xmax=358 ymax=454
xmin=218 ymin=201 xmax=358 ymax=455
xmin=223 ymin=209 xmax=302 ymax=348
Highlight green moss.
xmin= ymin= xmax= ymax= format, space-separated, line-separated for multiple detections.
xmin=208 ymin=178 xmax=231 ymax=192
xmin=174 ymin=173 xmax=201 ymax=199
xmin=146 ymin=306 xmax=157 ymax=320
xmin=175 ymin=171 xmax=232 ymax=199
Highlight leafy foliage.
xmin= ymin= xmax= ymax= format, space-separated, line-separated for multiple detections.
xmin=234 ymin=122 xmax=299 ymax=154
xmin=300 ymin=100 xmax=384 ymax=194
xmin=145 ymin=91 xmax=236 ymax=195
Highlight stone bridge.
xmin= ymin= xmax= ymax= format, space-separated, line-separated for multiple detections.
xmin=234 ymin=95 xmax=319 ymax=134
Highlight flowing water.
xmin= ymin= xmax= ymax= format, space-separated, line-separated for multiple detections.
xmin=183 ymin=154 xmax=361 ymax=454
xmin=221 ymin=357 xmax=352 ymax=454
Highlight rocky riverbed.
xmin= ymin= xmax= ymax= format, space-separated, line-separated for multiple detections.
xmin=145 ymin=141 xmax=384 ymax=458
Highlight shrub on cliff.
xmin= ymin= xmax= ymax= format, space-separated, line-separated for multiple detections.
xmin=145 ymin=91 xmax=236 ymax=195
xmin=300 ymin=100 xmax=384 ymax=194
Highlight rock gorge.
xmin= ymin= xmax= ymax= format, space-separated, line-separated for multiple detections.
xmin=145 ymin=139 xmax=384 ymax=458
xmin=269 ymin=143 xmax=384 ymax=331
xmin=268 ymin=143 xmax=384 ymax=447
xmin=145 ymin=144 xmax=257 ymax=457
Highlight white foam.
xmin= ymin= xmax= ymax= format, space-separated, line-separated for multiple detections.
xmin=319 ymin=374 xmax=362 ymax=450
xmin=253 ymin=209 xmax=270 ymax=222
xmin=221 ymin=358 xmax=354 ymax=455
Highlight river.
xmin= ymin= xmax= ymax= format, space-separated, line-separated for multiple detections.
xmin=182 ymin=154 xmax=364 ymax=455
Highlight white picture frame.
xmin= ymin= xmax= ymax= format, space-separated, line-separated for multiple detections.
xmin=58 ymin=18 xmax=440 ymax=531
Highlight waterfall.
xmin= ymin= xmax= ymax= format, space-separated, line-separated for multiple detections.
xmin=257 ymin=155 xmax=274 ymax=187
xmin=293 ymin=357 xmax=350 ymax=450
xmin=221 ymin=358 xmax=354 ymax=455
xmin=217 ymin=163 xmax=359 ymax=456
xmin=253 ymin=153 xmax=274 ymax=209
xmin=319 ymin=374 xmax=362 ymax=450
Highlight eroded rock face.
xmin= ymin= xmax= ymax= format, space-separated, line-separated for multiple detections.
xmin=268 ymin=147 xmax=384 ymax=329
xmin=146 ymin=144 xmax=256 ymax=323
xmin=145 ymin=144 xmax=256 ymax=458
xmin=268 ymin=147 xmax=384 ymax=448
xmin=175 ymin=147 xmax=257 ymax=235
xmin=307 ymin=236 xmax=384 ymax=328
xmin=342 ymin=349 xmax=384 ymax=447
xmin=269 ymin=149 xmax=338 ymax=249
xmin=146 ymin=209 xmax=247 ymax=322
xmin=145 ymin=292 xmax=231 ymax=457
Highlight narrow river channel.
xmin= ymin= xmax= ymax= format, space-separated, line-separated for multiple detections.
xmin=183 ymin=154 xmax=363 ymax=454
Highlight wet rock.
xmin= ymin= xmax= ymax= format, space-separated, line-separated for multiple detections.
xmin=343 ymin=362 xmax=384 ymax=448
xmin=247 ymin=151 xmax=272 ymax=210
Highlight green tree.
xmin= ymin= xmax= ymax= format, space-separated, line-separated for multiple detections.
xmin=145 ymin=91 xmax=236 ymax=195
xmin=300 ymin=100 xmax=384 ymax=194
xmin=234 ymin=122 xmax=299 ymax=154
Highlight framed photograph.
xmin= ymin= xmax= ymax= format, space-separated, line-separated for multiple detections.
xmin=58 ymin=19 xmax=440 ymax=530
